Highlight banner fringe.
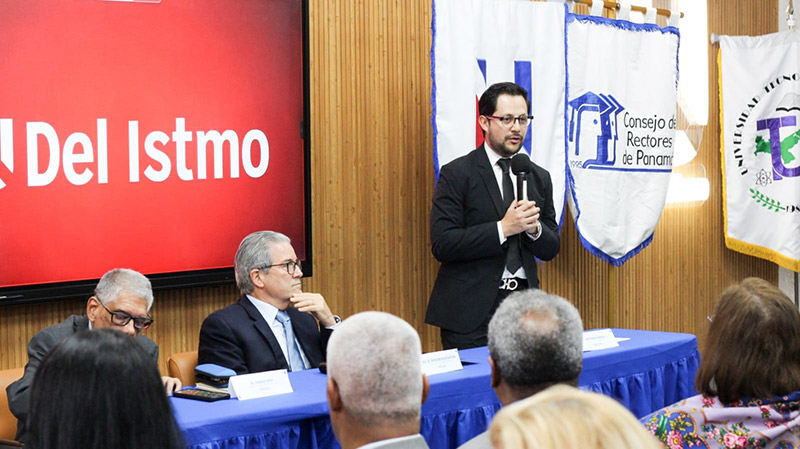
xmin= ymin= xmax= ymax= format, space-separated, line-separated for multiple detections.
xmin=562 ymin=2 xmax=570 ymax=235
xmin=717 ymin=49 xmax=729 ymax=244
xmin=431 ymin=0 xmax=440 ymax=182
xmin=725 ymin=236 xmax=800 ymax=272
xmin=577 ymin=230 xmax=655 ymax=267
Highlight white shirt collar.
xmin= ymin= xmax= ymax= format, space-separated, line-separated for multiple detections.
xmin=246 ymin=294 xmax=279 ymax=324
xmin=484 ymin=142 xmax=504 ymax=167
xmin=358 ymin=435 xmax=422 ymax=449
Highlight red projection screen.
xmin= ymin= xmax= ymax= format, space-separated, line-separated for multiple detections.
xmin=0 ymin=0 xmax=311 ymax=305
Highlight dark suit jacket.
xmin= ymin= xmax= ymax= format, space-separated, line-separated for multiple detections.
xmin=198 ymin=296 xmax=331 ymax=375
xmin=426 ymin=146 xmax=560 ymax=333
xmin=6 ymin=315 xmax=158 ymax=444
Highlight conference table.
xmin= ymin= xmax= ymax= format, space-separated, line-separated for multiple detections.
xmin=172 ymin=328 xmax=700 ymax=449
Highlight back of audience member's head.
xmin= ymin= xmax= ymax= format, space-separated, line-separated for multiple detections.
xmin=488 ymin=289 xmax=583 ymax=399
xmin=326 ymin=311 xmax=425 ymax=428
xmin=489 ymin=385 xmax=661 ymax=449
xmin=27 ymin=329 xmax=184 ymax=449
xmin=696 ymin=277 xmax=800 ymax=403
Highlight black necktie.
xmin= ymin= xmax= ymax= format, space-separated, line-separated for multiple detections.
xmin=497 ymin=159 xmax=522 ymax=273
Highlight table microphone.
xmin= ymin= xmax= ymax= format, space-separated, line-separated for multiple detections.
xmin=511 ymin=152 xmax=531 ymax=201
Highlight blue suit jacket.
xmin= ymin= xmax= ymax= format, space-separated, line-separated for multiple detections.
xmin=198 ymin=296 xmax=331 ymax=375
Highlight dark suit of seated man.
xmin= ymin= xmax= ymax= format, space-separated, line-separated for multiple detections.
xmin=198 ymin=230 xmax=339 ymax=374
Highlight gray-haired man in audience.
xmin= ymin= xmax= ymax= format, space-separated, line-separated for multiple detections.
xmin=326 ymin=311 xmax=431 ymax=449
xmin=459 ymin=288 xmax=583 ymax=449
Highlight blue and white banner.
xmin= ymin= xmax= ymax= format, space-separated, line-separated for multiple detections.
xmin=719 ymin=31 xmax=800 ymax=271
xmin=566 ymin=15 xmax=679 ymax=265
xmin=432 ymin=0 xmax=567 ymax=225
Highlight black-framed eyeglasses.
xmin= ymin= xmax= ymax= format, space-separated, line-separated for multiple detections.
xmin=98 ymin=300 xmax=153 ymax=331
xmin=259 ymin=260 xmax=302 ymax=276
xmin=485 ymin=114 xmax=534 ymax=127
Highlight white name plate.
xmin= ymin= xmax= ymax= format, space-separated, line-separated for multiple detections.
xmin=228 ymin=369 xmax=293 ymax=400
xmin=583 ymin=328 xmax=620 ymax=352
xmin=421 ymin=349 xmax=463 ymax=376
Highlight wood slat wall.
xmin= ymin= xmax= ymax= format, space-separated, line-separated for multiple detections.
xmin=0 ymin=0 xmax=779 ymax=372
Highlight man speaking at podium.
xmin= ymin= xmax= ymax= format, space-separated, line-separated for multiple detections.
xmin=426 ymin=82 xmax=560 ymax=350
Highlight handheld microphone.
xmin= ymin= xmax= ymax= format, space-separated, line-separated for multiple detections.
xmin=511 ymin=152 xmax=531 ymax=201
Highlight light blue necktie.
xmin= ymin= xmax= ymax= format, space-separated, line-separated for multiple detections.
xmin=275 ymin=310 xmax=305 ymax=372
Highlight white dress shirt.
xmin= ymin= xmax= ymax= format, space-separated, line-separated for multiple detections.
xmin=358 ymin=434 xmax=425 ymax=449
xmin=483 ymin=144 xmax=542 ymax=280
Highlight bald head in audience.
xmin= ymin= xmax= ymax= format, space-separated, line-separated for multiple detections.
xmin=326 ymin=311 xmax=431 ymax=449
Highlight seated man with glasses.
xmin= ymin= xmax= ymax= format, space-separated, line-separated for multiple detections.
xmin=6 ymin=268 xmax=181 ymax=445
xmin=198 ymin=230 xmax=340 ymax=375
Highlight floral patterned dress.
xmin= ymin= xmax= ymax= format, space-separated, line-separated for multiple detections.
xmin=640 ymin=393 xmax=800 ymax=449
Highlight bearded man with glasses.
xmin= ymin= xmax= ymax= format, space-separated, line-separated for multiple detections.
xmin=198 ymin=231 xmax=340 ymax=375
xmin=426 ymin=82 xmax=561 ymax=350
xmin=7 ymin=268 xmax=181 ymax=445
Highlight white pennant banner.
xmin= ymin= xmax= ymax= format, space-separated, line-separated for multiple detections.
xmin=566 ymin=15 xmax=679 ymax=265
xmin=719 ymin=31 xmax=800 ymax=271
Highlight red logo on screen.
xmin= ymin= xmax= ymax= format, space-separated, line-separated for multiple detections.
xmin=0 ymin=119 xmax=12 ymax=189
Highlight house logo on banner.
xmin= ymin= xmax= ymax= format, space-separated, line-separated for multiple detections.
xmin=568 ymin=92 xmax=675 ymax=172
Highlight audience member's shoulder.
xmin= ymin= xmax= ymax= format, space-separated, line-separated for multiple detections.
xmin=640 ymin=394 xmax=707 ymax=444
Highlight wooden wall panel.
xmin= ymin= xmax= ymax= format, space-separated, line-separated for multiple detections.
xmin=0 ymin=0 xmax=781 ymax=373
xmin=304 ymin=0 xmax=439 ymax=353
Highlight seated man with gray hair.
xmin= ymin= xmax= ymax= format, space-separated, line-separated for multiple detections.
xmin=199 ymin=231 xmax=339 ymax=374
xmin=326 ymin=311 xmax=430 ymax=449
xmin=459 ymin=288 xmax=583 ymax=449
xmin=6 ymin=268 xmax=181 ymax=445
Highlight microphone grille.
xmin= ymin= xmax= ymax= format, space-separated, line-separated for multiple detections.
xmin=511 ymin=152 xmax=531 ymax=174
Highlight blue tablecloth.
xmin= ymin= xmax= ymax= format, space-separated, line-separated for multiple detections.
xmin=172 ymin=328 xmax=699 ymax=449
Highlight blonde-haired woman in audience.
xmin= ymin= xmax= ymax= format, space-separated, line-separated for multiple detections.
xmin=641 ymin=277 xmax=800 ymax=448
xmin=489 ymin=384 xmax=661 ymax=449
